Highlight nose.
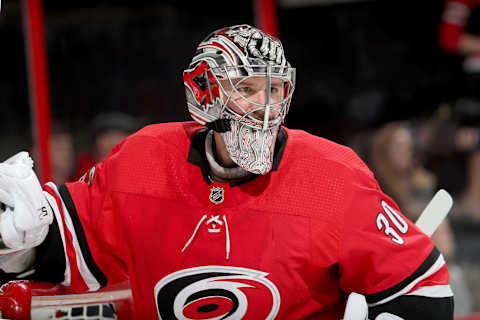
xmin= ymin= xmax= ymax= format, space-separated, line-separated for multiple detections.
xmin=242 ymin=90 xmax=268 ymax=119
xmin=244 ymin=92 xmax=281 ymax=121
xmin=248 ymin=89 xmax=267 ymax=107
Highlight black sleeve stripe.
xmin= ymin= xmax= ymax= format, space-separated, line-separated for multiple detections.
xmin=33 ymin=201 xmax=67 ymax=283
xmin=59 ymin=184 xmax=108 ymax=288
xmin=365 ymin=247 xmax=441 ymax=304
xmin=369 ymin=295 xmax=454 ymax=320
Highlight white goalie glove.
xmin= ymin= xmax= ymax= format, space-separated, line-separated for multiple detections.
xmin=0 ymin=151 xmax=53 ymax=252
xmin=343 ymin=292 xmax=368 ymax=320
xmin=342 ymin=292 xmax=405 ymax=320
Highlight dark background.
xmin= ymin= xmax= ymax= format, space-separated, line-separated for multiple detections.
xmin=0 ymin=0 xmax=465 ymax=155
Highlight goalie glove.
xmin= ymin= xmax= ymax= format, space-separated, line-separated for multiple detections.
xmin=0 ymin=151 xmax=53 ymax=252
xmin=343 ymin=292 xmax=368 ymax=320
xmin=342 ymin=293 xmax=407 ymax=320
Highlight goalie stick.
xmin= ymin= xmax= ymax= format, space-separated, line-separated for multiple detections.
xmin=414 ymin=189 xmax=453 ymax=236
xmin=343 ymin=189 xmax=454 ymax=320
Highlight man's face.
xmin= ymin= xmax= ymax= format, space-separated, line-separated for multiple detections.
xmin=220 ymin=76 xmax=285 ymax=122
xmin=388 ymin=127 xmax=414 ymax=174
xmin=95 ymin=129 xmax=129 ymax=161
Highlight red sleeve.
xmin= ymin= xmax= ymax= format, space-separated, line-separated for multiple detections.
xmin=338 ymin=162 xmax=451 ymax=306
xmin=438 ymin=0 xmax=475 ymax=52
xmin=43 ymin=141 xmax=128 ymax=293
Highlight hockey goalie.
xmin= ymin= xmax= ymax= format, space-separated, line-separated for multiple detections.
xmin=0 ymin=24 xmax=454 ymax=319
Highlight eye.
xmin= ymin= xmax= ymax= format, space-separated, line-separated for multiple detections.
xmin=271 ymin=85 xmax=284 ymax=95
xmin=237 ymin=86 xmax=252 ymax=94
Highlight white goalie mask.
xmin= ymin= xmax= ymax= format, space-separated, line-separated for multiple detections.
xmin=183 ymin=24 xmax=296 ymax=175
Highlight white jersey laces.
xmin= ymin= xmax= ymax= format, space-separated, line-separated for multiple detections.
xmin=181 ymin=214 xmax=231 ymax=260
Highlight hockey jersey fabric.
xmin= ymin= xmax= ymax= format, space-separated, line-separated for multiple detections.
xmin=41 ymin=122 xmax=451 ymax=319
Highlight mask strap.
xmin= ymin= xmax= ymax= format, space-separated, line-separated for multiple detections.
xmin=206 ymin=119 xmax=231 ymax=132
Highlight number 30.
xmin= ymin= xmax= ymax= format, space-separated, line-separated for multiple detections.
xmin=376 ymin=201 xmax=409 ymax=245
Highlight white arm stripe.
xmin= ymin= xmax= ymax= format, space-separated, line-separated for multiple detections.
xmin=368 ymin=254 xmax=448 ymax=307
xmin=43 ymin=188 xmax=71 ymax=287
xmin=45 ymin=182 xmax=101 ymax=291
xmin=406 ymin=285 xmax=453 ymax=298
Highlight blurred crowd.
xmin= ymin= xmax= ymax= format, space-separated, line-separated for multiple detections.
xmin=47 ymin=111 xmax=141 ymax=185
xmin=342 ymin=1 xmax=480 ymax=312
xmin=349 ymin=107 xmax=480 ymax=315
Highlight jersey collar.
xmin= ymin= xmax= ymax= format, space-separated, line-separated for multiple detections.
xmin=187 ymin=127 xmax=288 ymax=186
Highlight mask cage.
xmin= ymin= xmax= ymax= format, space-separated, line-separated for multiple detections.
xmin=209 ymin=65 xmax=296 ymax=131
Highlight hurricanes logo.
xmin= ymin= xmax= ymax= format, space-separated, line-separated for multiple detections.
xmin=154 ymin=266 xmax=280 ymax=319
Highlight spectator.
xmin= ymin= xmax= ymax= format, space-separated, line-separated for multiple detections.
xmin=50 ymin=122 xmax=75 ymax=185
xmin=369 ymin=121 xmax=455 ymax=259
xmin=369 ymin=120 xmax=476 ymax=315
xmin=439 ymin=0 xmax=480 ymax=100
xmin=73 ymin=112 xmax=140 ymax=180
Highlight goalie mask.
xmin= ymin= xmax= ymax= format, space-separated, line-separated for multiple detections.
xmin=183 ymin=24 xmax=296 ymax=175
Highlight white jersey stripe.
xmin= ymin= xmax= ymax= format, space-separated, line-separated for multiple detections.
xmin=406 ymin=285 xmax=453 ymax=298
xmin=368 ymin=254 xmax=449 ymax=307
xmin=44 ymin=184 xmax=71 ymax=287
xmin=45 ymin=183 xmax=101 ymax=291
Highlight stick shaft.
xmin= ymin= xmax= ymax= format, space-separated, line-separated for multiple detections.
xmin=415 ymin=189 xmax=453 ymax=236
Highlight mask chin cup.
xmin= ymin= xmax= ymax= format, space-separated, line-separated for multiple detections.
xmin=220 ymin=119 xmax=280 ymax=175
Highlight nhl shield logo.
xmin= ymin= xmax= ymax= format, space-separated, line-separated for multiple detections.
xmin=209 ymin=187 xmax=224 ymax=204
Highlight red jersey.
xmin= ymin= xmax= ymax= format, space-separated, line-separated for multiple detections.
xmin=42 ymin=122 xmax=451 ymax=319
